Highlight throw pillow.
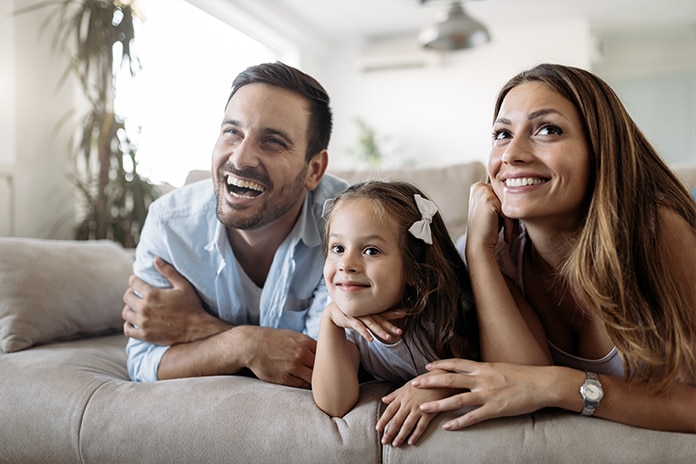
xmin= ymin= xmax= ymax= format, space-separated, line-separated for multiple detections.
xmin=0 ymin=238 xmax=133 ymax=353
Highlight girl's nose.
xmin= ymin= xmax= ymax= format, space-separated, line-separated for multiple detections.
xmin=338 ymin=251 xmax=359 ymax=273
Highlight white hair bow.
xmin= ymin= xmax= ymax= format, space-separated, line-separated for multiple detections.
xmin=408 ymin=194 xmax=438 ymax=245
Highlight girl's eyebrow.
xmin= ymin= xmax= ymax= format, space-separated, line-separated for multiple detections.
xmin=328 ymin=233 xmax=389 ymax=243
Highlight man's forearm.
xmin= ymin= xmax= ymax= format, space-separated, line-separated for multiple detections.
xmin=157 ymin=326 xmax=249 ymax=380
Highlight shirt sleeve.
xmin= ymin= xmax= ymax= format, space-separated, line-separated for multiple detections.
xmin=126 ymin=337 xmax=169 ymax=382
xmin=303 ymin=276 xmax=329 ymax=339
xmin=125 ymin=201 xmax=173 ymax=382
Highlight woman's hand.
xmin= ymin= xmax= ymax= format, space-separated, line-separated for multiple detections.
xmin=324 ymin=302 xmax=405 ymax=343
xmin=466 ymin=182 xmax=518 ymax=254
xmin=414 ymin=359 xmax=562 ymax=430
xmin=376 ymin=370 xmax=460 ymax=447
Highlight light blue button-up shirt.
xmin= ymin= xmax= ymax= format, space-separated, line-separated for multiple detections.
xmin=126 ymin=174 xmax=348 ymax=382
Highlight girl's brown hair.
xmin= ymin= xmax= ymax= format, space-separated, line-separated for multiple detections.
xmin=323 ymin=180 xmax=478 ymax=360
xmin=495 ymin=63 xmax=696 ymax=391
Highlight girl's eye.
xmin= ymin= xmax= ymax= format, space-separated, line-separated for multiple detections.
xmin=330 ymin=244 xmax=344 ymax=254
xmin=538 ymin=124 xmax=563 ymax=136
xmin=363 ymin=247 xmax=380 ymax=256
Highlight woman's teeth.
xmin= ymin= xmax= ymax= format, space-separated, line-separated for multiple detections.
xmin=505 ymin=177 xmax=545 ymax=187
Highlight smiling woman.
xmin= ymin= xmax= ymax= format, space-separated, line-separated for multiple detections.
xmin=120 ymin=0 xmax=275 ymax=187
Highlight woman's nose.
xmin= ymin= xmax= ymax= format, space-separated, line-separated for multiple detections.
xmin=501 ymin=136 xmax=534 ymax=165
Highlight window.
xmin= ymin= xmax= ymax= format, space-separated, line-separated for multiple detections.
xmin=119 ymin=0 xmax=275 ymax=187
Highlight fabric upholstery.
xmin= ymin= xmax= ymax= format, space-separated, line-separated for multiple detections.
xmin=1 ymin=162 xmax=695 ymax=463
xmin=0 ymin=238 xmax=132 ymax=352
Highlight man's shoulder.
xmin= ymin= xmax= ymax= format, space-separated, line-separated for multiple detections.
xmin=150 ymin=179 xmax=216 ymax=218
xmin=313 ymin=173 xmax=350 ymax=202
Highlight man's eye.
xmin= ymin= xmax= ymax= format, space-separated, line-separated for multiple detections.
xmin=265 ymin=137 xmax=287 ymax=147
xmin=364 ymin=247 xmax=380 ymax=256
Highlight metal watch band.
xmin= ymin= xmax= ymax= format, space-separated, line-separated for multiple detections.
xmin=580 ymin=371 xmax=603 ymax=416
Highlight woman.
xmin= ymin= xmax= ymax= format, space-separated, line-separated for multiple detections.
xmin=413 ymin=63 xmax=696 ymax=432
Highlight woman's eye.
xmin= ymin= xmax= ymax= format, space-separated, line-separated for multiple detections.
xmin=330 ymin=244 xmax=344 ymax=254
xmin=364 ymin=247 xmax=380 ymax=256
xmin=492 ymin=129 xmax=510 ymax=141
xmin=538 ymin=124 xmax=563 ymax=136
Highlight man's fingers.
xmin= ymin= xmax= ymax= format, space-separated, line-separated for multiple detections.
xmin=154 ymin=257 xmax=186 ymax=288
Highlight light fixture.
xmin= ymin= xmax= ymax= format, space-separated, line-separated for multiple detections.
xmin=419 ymin=2 xmax=491 ymax=51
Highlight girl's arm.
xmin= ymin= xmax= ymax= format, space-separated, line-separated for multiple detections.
xmin=465 ymin=183 xmax=550 ymax=364
xmin=311 ymin=303 xmax=361 ymax=417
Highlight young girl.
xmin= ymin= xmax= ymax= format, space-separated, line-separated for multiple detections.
xmin=311 ymin=180 xmax=478 ymax=447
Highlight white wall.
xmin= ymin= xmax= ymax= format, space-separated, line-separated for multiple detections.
xmin=594 ymin=30 xmax=696 ymax=165
xmin=2 ymin=0 xmax=77 ymax=239
xmin=321 ymin=19 xmax=592 ymax=169
xmin=3 ymin=0 xmax=694 ymax=239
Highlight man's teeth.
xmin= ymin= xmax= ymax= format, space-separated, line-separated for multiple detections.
xmin=505 ymin=177 xmax=545 ymax=187
xmin=226 ymin=176 xmax=265 ymax=192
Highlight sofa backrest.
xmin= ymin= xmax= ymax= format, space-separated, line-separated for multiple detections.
xmin=185 ymin=162 xmax=487 ymax=241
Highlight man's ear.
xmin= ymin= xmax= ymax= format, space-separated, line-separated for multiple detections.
xmin=305 ymin=149 xmax=328 ymax=191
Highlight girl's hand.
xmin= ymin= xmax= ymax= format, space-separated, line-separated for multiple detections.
xmin=376 ymin=370 xmax=459 ymax=447
xmin=414 ymin=359 xmax=559 ymax=430
xmin=325 ymin=302 xmax=405 ymax=343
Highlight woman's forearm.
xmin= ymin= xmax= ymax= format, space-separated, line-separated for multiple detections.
xmin=466 ymin=248 xmax=550 ymax=365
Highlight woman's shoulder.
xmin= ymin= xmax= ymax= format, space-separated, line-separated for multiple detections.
xmin=655 ymin=206 xmax=696 ymax=296
xmin=656 ymin=206 xmax=696 ymax=245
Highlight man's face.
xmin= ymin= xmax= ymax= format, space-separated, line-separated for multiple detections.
xmin=212 ymin=83 xmax=315 ymax=231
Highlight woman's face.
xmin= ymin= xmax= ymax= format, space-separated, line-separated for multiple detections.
xmin=488 ymin=82 xmax=592 ymax=230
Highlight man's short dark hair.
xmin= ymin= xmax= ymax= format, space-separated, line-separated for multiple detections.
xmin=227 ymin=62 xmax=332 ymax=161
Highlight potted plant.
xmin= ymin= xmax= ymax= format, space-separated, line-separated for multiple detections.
xmin=19 ymin=0 xmax=160 ymax=247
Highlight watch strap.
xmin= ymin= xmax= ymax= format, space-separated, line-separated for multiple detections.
xmin=580 ymin=371 xmax=603 ymax=416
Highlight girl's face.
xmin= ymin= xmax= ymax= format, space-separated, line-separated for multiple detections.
xmin=488 ymin=82 xmax=592 ymax=230
xmin=323 ymin=198 xmax=406 ymax=318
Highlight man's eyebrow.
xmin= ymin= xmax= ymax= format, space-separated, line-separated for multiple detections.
xmin=220 ymin=120 xmax=294 ymax=143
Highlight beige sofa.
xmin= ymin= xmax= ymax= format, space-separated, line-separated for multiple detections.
xmin=2 ymin=162 xmax=695 ymax=464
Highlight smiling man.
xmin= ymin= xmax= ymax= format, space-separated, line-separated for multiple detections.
xmin=122 ymin=62 xmax=348 ymax=387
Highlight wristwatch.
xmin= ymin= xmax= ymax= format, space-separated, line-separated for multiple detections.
xmin=579 ymin=371 xmax=604 ymax=416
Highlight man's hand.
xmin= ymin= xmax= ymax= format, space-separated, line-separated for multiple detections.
xmin=122 ymin=257 xmax=229 ymax=345
xmin=232 ymin=326 xmax=318 ymax=389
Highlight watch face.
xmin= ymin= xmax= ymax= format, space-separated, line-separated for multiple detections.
xmin=584 ymin=384 xmax=601 ymax=401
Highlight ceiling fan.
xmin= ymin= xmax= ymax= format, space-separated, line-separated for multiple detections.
xmin=418 ymin=0 xmax=491 ymax=50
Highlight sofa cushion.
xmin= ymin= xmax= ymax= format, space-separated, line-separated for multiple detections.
xmin=0 ymin=238 xmax=132 ymax=352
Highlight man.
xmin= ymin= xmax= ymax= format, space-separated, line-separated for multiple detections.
xmin=122 ymin=62 xmax=348 ymax=388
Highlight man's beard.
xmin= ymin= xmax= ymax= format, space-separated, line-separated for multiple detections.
xmin=215 ymin=164 xmax=309 ymax=231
